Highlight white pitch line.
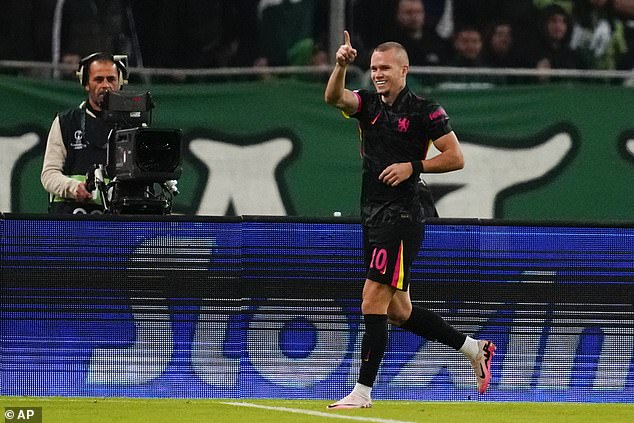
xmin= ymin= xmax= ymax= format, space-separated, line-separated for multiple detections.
xmin=220 ymin=401 xmax=416 ymax=423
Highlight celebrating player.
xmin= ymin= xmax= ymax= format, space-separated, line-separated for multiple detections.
xmin=324 ymin=31 xmax=495 ymax=409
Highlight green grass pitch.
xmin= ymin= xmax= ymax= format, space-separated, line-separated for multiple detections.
xmin=1 ymin=397 xmax=633 ymax=423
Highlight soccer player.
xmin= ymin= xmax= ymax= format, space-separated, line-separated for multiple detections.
xmin=324 ymin=31 xmax=495 ymax=409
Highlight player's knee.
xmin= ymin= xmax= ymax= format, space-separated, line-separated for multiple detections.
xmin=361 ymin=299 xmax=388 ymax=315
xmin=387 ymin=309 xmax=409 ymax=327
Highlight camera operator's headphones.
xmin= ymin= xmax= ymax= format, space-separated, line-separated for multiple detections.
xmin=76 ymin=52 xmax=129 ymax=89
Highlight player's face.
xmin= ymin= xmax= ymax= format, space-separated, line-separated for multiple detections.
xmin=370 ymin=49 xmax=408 ymax=102
xmin=85 ymin=60 xmax=120 ymax=111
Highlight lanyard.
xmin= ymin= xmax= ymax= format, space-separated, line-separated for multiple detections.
xmin=80 ymin=102 xmax=110 ymax=149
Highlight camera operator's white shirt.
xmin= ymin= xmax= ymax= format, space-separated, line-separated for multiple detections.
xmin=40 ymin=102 xmax=96 ymax=200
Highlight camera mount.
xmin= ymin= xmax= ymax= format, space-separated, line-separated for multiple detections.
xmin=92 ymin=90 xmax=183 ymax=215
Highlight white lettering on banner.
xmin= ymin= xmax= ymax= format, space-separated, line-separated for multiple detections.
xmin=191 ymin=306 xmax=240 ymax=387
xmin=89 ymin=235 xmax=216 ymax=385
xmin=127 ymin=236 xmax=217 ymax=270
xmin=86 ymin=301 xmax=173 ymax=385
xmin=499 ymin=323 xmax=544 ymax=389
xmin=594 ymin=324 xmax=634 ymax=390
xmin=423 ymin=132 xmax=573 ymax=218
xmin=78 ymin=303 xmax=634 ymax=391
xmin=346 ymin=328 xmax=363 ymax=387
xmin=81 ymin=298 xmax=633 ymax=390
xmin=0 ymin=133 xmax=39 ymax=212
xmin=536 ymin=311 xmax=634 ymax=390
xmin=499 ymin=271 xmax=555 ymax=389
xmin=189 ymin=138 xmax=293 ymax=216
xmin=247 ymin=306 xmax=349 ymax=387
xmin=537 ymin=320 xmax=585 ymax=389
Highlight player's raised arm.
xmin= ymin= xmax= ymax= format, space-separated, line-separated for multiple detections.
xmin=324 ymin=30 xmax=360 ymax=115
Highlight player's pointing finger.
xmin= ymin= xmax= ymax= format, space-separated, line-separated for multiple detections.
xmin=343 ymin=30 xmax=352 ymax=47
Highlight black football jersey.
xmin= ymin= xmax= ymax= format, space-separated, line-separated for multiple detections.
xmin=349 ymin=86 xmax=452 ymax=225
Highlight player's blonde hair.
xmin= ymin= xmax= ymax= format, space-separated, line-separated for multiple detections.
xmin=373 ymin=42 xmax=410 ymax=66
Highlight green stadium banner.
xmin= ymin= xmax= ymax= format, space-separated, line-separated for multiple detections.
xmin=1 ymin=75 xmax=633 ymax=221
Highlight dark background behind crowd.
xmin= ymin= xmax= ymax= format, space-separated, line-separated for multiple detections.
xmin=1 ymin=0 xmax=634 ymax=78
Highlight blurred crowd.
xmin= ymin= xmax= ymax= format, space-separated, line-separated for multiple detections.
xmin=353 ymin=0 xmax=634 ymax=71
xmin=1 ymin=0 xmax=634 ymax=77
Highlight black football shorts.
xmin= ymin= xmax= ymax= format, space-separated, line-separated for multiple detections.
xmin=363 ymin=220 xmax=424 ymax=291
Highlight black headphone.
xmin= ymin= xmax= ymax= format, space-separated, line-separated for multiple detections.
xmin=76 ymin=52 xmax=129 ymax=88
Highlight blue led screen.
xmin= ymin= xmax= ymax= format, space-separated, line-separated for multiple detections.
xmin=1 ymin=215 xmax=633 ymax=402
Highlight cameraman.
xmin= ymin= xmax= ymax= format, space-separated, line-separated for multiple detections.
xmin=41 ymin=52 xmax=126 ymax=214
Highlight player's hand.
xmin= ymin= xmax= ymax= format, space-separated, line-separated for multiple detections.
xmin=335 ymin=30 xmax=357 ymax=67
xmin=379 ymin=163 xmax=414 ymax=187
xmin=75 ymin=182 xmax=93 ymax=201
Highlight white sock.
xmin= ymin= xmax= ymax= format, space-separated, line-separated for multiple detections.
xmin=352 ymin=382 xmax=372 ymax=399
xmin=459 ymin=336 xmax=479 ymax=361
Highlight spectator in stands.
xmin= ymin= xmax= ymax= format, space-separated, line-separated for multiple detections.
xmin=569 ymin=0 xmax=629 ymax=69
xmin=0 ymin=0 xmax=57 ymax=78
xmin=447 ymin=25 xmax=485 ymax=67
xmin=616 ymin=13 xmax=634 ymax=68
xmin=126 ymin=0 xmax=258 ymax=82
xmin=351 ymin=0 xmax=394 ymax=59
xmin=452 ymin=0 xmax=538 ymax=41
xmin=27 ymin=0 xmax=59 ymax=62
xmin=606 ymin=0 xmax=634 ymax=16
xmin=447 ymin=0 xmax=539 ymax=65
xmin=1 ymin=0 xmax=133 ymax=78
xmin=254 ymin=0 xmax=326 ymax=67
xmin=131 ymin=0 xmax=257 ymax=73
xmin=532 ymin=4 xmax=583 ymax=70
xmin=587 ymin=0 xmax=634 ymax=69
xmin=482 ymin=19 xmax=525 ymax=67
xmin=388 ymin=0 xmax=449 ymax=66
xmin=538 ymin=0 xmax=634 ymax=19
xmin=288 ymin=38 xmax=329 ymax=66
xmin=127 ymin=0 xmax=178 ymax=69
xmin=58 ymin=0 xmax=134 ymax=73
xmin=287 ymin=38 xmax=330 ymax=81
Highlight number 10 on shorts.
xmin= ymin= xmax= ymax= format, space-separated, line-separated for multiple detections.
xmin=370 ymin=248 xmax=388 ymax=274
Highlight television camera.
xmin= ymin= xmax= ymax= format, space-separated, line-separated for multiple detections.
xmin=86 ymin=90 xmax=183 ymax=215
